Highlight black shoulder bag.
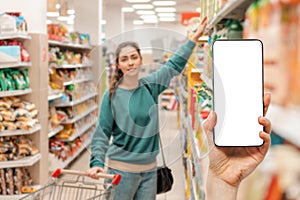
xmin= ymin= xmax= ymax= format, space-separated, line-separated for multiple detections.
xmin=156 ymin=135 xmax=174 ymax=194
xmin=141 ymin=80 xmax=174 ymax=194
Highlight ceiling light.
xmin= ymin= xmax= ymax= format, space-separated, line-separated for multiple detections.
xmin=133 ymin=20 xmax=144 ymax=25
xmin=132 ymin=4 xmax=154 ymax=9
xmin=136 ymin=10 xmax=155 ymax=15
xmin=143 ymin=19 xmax=158 ymax=23
xmin=140 ymin=15 xmax=157 ymax=20
xmin=47 ymin=12 xmax=59 ymax=17
xmin=67 ymin=9 xmax=75 ymax=15
xmin=159 ymin=17 xmax=176 ymax=22
xmin=157 ymin=13 xmax=175 ymax=17
xmin=55 ymin=3 xmax=61 ymax=9
xmin=155 ymin=7 xmax=176 ymax=12
xmin=126 ymin=0 xmax=151 ymax=2
xmin=153 ymin=1 xmax=176 ymax=6
xmin=57 ymin=16 xmax=69 ymax=21
xmin=196 ymin=8 xmax=201 ymax=13
xmin=122 ymin=7 xmax=135 ymax=12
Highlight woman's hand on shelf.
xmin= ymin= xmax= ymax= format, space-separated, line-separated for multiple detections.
xmin=190 ymin=16 xmax=208 ymax=43
xmin=203 ymin=93 xmax=272 ymax=199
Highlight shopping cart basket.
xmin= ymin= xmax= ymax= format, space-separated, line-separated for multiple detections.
xmin=20 ymin=168 xmax=121 ymax=200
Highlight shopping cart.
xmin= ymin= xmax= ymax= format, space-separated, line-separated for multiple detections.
xmin=20 ymin=168 xmax=121 ymax=200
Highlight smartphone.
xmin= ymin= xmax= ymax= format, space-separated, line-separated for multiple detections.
xmin=212 ymin=39 xmax=264 ymax=147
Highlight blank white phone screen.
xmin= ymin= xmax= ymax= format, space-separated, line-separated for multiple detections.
xmin=213 ymin=39 xmax=264 ymax=146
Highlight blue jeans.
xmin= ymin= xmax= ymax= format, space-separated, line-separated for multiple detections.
xmin=104 ymin=168 xmax=157 ymax=200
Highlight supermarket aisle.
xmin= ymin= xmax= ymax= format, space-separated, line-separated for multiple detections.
xmin=69 ymin=109 xmax=186 ymax=199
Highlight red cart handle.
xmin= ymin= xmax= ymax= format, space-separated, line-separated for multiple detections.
xmin=51 ymin=168 xmax=121 ymax=185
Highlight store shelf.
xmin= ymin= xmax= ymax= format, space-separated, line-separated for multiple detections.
xmin=191 ymin=68 xmax=204 ymax=73
xmin=0 ymin=153 xmax=41 ymax=169
xmin=49 ymin=138 xmax=92 ymax=171
xmin=0 ymin=185 xmax=42 ymax=200
xmin=58 ymin=119 xmax=97 ymax=142
xmin=48 ymin=40 xmax=92 ymax=50
xmin=200 ymin=74 xmax=212 ymax=90
xmin=0 ymin=62 xmax=32 ymax=69
xmin=207 ymin=0 xmax=254 ymax=29
xmin=48 ymin=125 xmax=64 ymax=138
xmin=62 ymin=105 xmax=98 ymax=124
xmin=267 ymin=104 xmax=300 ymax=148
xmin=55 ymin=93 xmax=97 ymax=107
xmin=49 ymin=62 xmax=93 ymax=69
xmin=0 ymin=194 xmax=27 ymax=200
xmin=0 ymin=32 xmax=32 ymax=40
xmin=48 ymin=92 xmax=63 ymax=101
xmin=63 ymin=77 xmax=93 ymax=86
xmin=0 ymin=88 xmax=32 ymax=97
xmin=0 ymin=124 xmax=41 ymax=137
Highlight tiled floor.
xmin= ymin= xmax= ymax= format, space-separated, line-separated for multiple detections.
xmin=69 ymin=110 xmax=186 ymax=200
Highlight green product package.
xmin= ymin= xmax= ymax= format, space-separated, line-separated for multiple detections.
xmin=21 ymin=69 xmax=30 ymax=88
xmin=11 ymin=70 xmax=23 ymax=90
xmin=3 ymin=69 xmax=14 ymax=91
xmin=226 ymin=20 xmax=243 ymax=39
xmin=0 ymin=70 xmax=8 ymax=91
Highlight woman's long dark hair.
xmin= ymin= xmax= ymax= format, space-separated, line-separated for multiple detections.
xmin=109 ymin=41 xmax=141 ymax=99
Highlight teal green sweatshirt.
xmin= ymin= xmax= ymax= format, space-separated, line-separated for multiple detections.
xmin=90 ymin=40 xmax=196 ymax=168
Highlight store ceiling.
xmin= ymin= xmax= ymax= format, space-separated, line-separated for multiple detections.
xmin=103 ymin=0 xmax=200 ymax=25
xmin=49 ymin=0 xmax=201 ymax=26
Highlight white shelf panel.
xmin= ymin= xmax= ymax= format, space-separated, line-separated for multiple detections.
xmin=0 ymin=124 xmax=41 ymax=137
xmin=0 ymin=185 xmax=42 ymax=200
xmin=267 ymin=104 xmax=300 ymax=148
xmin=58 ymin=119 xmax=97 ymax=142
xmin=48 ymin=40 xmax=92 ymax=50
xmin=191 ymin=68 xmax=204 ymax=73
xmin=49 ymin=62 xmax=93 ymax=69
xmin=48 ymin=92 xmax=63 ymax=101
xmin=0 ymin=88 xmax=32 ymax=97
xmin=63 ymin=77 xmax=93 ymax=86
xmin=49 ymin=138 xmax=92 ymax=171
xmin=207 ymin=0 xmax=254 ymax=29
xmin=62 ymin=105 xmax=98 ymax=124
xmin=200 ymin=74 xmax=212 ymax=90
xmin=0 ymin=32 xmax=31 ymax=40
xmin=55 ymin=93 xmax=97 ymax=107
xmin=48 ymin=125 xmax=64 ymax=138
xmin=0 ymin=153 xmax=41 ymax=169
xmin=0 ymin=62 xmax=32 ymax=69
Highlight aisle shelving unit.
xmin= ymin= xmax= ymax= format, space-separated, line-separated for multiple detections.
xmin=206 ymin=0 xmax=254 ymax=29
xmin=0 ymin=32 xmax=49 ymax=197
xmin=48 ymin=39 xmax=97 ymax=172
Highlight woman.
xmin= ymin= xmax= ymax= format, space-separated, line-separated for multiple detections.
xmin=87 ymin=17 xmax=208 ymax=200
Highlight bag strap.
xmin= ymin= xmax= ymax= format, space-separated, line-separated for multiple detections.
xmin=141 ymin=79 xmax=167 ymax=167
